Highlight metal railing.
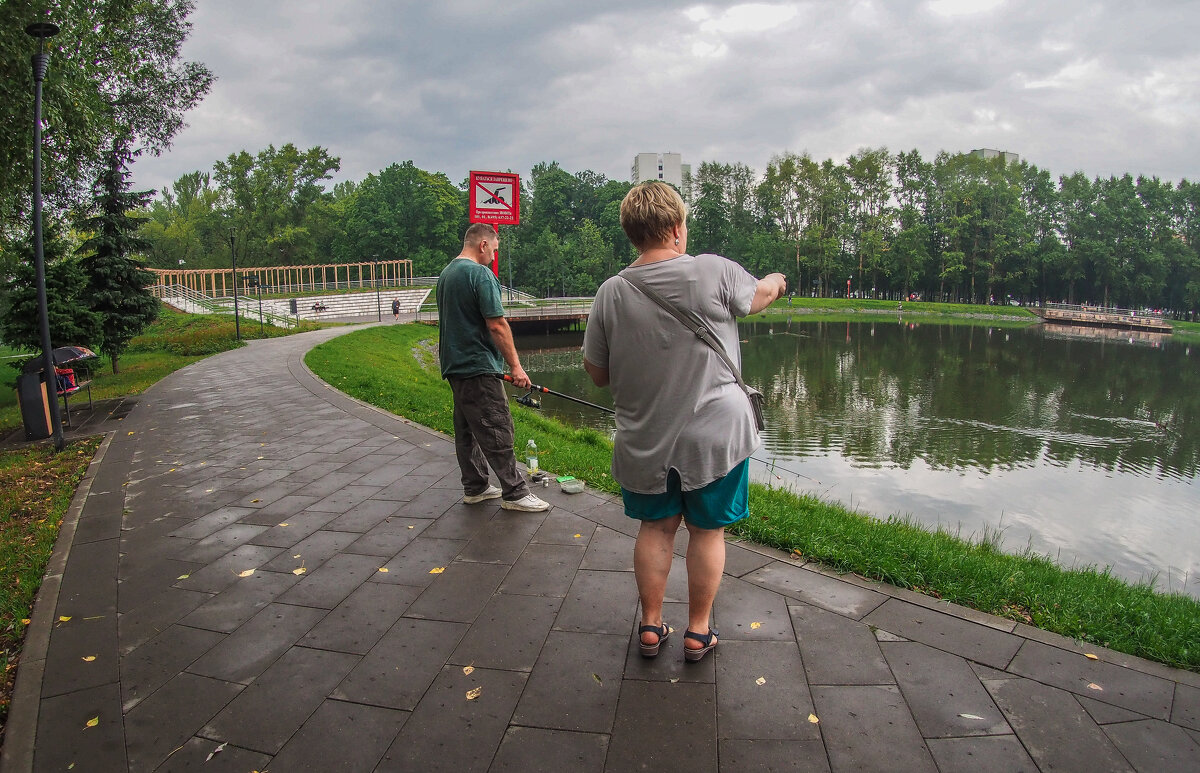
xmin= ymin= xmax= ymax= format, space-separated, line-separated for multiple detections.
xmin=416 ymin=297 xmax=593 ymax=324
xmin=411 ymin=277 xmax=539 ymax=303
xmin=155 ymin=285 xmax=296 ymax=328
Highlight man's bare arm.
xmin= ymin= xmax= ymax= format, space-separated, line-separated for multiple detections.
xmin=485 ymin=315 xmax=531 ymax=388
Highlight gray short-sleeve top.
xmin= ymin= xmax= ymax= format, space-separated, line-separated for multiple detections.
xmin=582 ymin=253 xmax=759 ymax=493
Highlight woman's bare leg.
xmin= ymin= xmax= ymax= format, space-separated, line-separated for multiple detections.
xmin=634 ymin=515 xmax=682 ymax=645
xmin=683 ymin=522 xmax=725 ymax=648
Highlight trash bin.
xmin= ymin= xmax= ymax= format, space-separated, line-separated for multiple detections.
xmin=16 ymin=370 xmax=52 ymax=440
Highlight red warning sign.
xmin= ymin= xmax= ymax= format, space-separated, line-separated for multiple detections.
xmin=469 ymin=171 xmax=520 ymax=226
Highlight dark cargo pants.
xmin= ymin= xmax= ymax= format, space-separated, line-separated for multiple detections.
xmin=448 ymin=374 xmax=531 ymax=500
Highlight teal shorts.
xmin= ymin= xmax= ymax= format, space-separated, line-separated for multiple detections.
xmin=621 ymin=459 xmax=750 ymax=530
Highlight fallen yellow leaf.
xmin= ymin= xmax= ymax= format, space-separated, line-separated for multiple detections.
xmin=1084 ymin=653 xmax=1099 ymax=660
xmin=85 ymin=716 xmax=99 ymax=728
xmin=378 ymin=567 xmax=389 ymax=573
xmin=407 ymin=525 xmax=414 ymax=529
xmin=294 ymin=554 xmax=301 ymax=558
xmin=430 ymin=567 xmax=445 ymax=574
xmin=463 ymin=665 xmax=475 ymax=676
xmin=127 ymin=431 xmax=134 ymax=435
xmin=466 ymin=686 xmax=482 ymax=700
xmin=250 ymin=499 xmax=260 ymax=503
xmin=808 ymin=713 xmax=819 ymax=724
xmin=277 ymin=522 xmax=287 ymax=526
xmin=750 ymin=622 xmax=763 ymax=630
xmin=574 ymin=534 xmax=582 ymax=538
xmin=1087 ymin=682 xmax=1103 ymax=691
xmin=669 ymin=677 xmax=680 ymax=684
xmin=20 ymin=619 xmax=30 ymax=626
xmin=293 ymin=567 xmax=307 ymax=575
xmin=176 ymin=574 xmax=190 ymax=580
xmin=958 ymin=713 xmax=984 ymax=720
xmin=58 ymin=616 xmax=71 ymax=622
xmin=81 ymin=656 xmax=96 ymax=662
xmin=755 ymin=677 xmax=766 ymax=685
xmin=237 ymin=569 xmax=255 ymax=578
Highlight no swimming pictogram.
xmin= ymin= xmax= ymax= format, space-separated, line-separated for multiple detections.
xmin=469 ymin=171 xmax=520 ymax=225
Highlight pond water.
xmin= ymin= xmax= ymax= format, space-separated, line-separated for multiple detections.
xmin=515 ymin=317 xmax=1200 ymax=597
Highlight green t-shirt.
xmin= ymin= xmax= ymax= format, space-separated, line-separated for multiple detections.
xmin=436 ymin=257 xmax=505 ymax=379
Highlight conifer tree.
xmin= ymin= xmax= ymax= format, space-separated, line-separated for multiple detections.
xmin=79 ymin=139 xmax=159 ymax=374
xmin=0 ymin=220 xmax=101 ymax=353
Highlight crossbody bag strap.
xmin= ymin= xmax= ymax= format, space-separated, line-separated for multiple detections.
xmin=618 ymin=272 xmax=749 ymax=392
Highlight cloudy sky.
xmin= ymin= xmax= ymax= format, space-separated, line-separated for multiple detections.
xmin=131 ymin=0 xmax=1200 ymax=195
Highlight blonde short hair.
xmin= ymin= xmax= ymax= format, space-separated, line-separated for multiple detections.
xmin=619 ymin=181 xmax=686 ymax=251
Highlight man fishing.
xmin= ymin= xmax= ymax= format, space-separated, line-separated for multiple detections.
xmin=435 ymin=223 xmax=550 ymax=513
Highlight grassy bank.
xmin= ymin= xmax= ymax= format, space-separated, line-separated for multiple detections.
xmin=0 ymin=438 xmax=100 ymax=731
xmin=306 ymin=323 xmax=1200 ymax=672
xmin=772 ymin=296 xmax=1037 ymax=318
xmin=1172 ymin=318 xmax=1200 ymax=343
xmin=0 ymin=306 xmax=322 ymax=436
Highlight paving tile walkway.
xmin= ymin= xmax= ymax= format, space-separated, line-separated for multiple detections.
xmin=4 ymin=326 xmax=1200 ymax=772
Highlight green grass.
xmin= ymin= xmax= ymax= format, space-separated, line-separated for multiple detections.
xmin=733 ymin=487 xmax=1199 ymax=670
xmin=0 ymin=306 xmax=325 ymax=435
xmin=766 ymin=296 xmax=1037 ymax=318
xmin=1172 ymin=318 xmax=1200 ymax=343
xmin=306 ymin=322 xmax=1200 ymax=672
xmin=0 ymin=437 xmax=100 ymax=725
xmin=305 ymin=326 xmax=619 ymax=490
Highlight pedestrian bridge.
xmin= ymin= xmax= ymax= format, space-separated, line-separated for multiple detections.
xmin=416 ymin=298 xmax=593 ymax=333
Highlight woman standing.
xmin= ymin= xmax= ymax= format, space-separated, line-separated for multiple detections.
xmin=582 ymin=181 xmax=786 ymax=661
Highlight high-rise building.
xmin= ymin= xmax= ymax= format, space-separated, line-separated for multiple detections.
xmin=969 ymin=148 xmax=1020 ymax=165
xmin=631 ymin=152 xmax=691 ymax=199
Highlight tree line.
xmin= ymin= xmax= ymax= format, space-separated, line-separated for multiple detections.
xmin=139 ymin=147 xmax=1200 ymax=314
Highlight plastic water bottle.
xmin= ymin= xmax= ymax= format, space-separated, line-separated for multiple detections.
xmin=526 ymin=438 xmax=539 ymax=474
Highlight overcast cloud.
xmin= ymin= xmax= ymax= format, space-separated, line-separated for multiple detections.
xmin=131 ymin=0 xmax=1200 ymax=195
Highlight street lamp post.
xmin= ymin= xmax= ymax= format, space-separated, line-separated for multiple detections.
xmin=249 ymin=277 xmax=264 ymax=336
xmin=372 ymin=255 xmax=381 ymax=322
xmin=27 ymin=21 xmax=64 ymax=451
xmin=228 ymin=229 xmax=241 ymax=341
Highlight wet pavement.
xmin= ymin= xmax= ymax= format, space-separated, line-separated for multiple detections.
xmin=3 ymin=325 xmax=1199 ymax=772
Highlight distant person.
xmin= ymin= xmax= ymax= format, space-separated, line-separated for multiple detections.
xmin=391 ymin=297 xmax=401 ymax=321
xmin=436 ymin=223 xmax=550 ymax=513
xmin=583 ymin=181 xmax=786 ymax=662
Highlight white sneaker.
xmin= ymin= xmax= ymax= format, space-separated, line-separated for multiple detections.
xmin=463 ymin=485 xmax=502 ymax=504
xmin=501 ymin=493 xmax=551 ymax=512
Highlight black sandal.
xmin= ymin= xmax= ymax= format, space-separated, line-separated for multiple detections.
xmin=683 ymin=628 xmax=718 ymax=662
xmin=638 ymin=622 xmax=670 ymax=658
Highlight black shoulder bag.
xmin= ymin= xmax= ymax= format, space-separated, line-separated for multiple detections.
xmin=620 ymin=273 xmax=766 ymax=432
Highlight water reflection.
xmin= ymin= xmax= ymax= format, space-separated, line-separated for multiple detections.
xmin=515 ymin=320 xmax=1200 ymax=596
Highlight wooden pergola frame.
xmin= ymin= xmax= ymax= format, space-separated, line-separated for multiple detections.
xmin=148 ymin=259 xmax=414 ymax=298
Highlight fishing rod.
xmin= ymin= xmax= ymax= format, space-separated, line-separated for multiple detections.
xmin=496 ymin=373 xmax=616 ymax=415
xmin=498 ymin=373 xmax=822 ymax=485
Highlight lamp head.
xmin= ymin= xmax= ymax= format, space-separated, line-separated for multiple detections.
xmin=25 ymin=22 xmax=60 ymax=51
